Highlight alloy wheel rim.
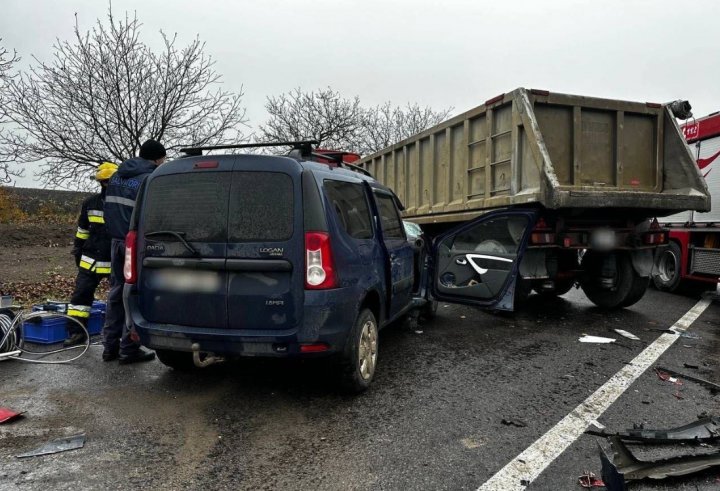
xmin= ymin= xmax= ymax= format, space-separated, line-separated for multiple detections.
xmin=358 ymin=320 xmax=377 ymax=380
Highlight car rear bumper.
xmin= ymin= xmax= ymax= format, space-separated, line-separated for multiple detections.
xmin=124 ymin=285 xmax=359 ymax=357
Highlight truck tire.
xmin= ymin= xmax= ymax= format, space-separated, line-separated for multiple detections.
xmin=533 ymin=278 xmax=575 ymax=297
xmin=580 ymin=252 xmax=647 ymax=309
xmin=652 ymin=241 xmax=682 ymax=293
xmin=156 ymin=349 xmax=196 ymax=371
xmin=339 ymin=308 xmax=378 ymax=393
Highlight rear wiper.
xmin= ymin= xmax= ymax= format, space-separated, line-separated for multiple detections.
xmin=145 ymin=231 xmax=200 ymax=257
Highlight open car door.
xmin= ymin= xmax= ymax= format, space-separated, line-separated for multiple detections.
xmin=429 ymin=209 xmax=537 ymax=311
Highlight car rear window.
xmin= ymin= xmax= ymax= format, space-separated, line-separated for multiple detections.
xmin=228 ymin=172 xmax=294 ymax=241
xmin=143 ymin=173 xmax=230 ymax=242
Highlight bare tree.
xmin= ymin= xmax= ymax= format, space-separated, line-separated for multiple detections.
xmin=357 ymin=102 xmax=453 ymax=155
xmin=0 ymin=9 xmax=247 ymax=188
xmin=257 ymin=87 xmax=452 ymax=157
xmin=0 ymin=39 xmax=22 ymax=184
xmin=257 ymin=87 xmax=364 ymax=151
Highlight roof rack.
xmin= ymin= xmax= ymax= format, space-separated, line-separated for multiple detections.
xmin=179 ymin=140 xmax=373 ymax=178
xmin=179 ymin=140 xmax=319 ymax=157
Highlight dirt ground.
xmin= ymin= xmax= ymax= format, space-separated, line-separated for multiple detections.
xmin=0 ymin=223 xmax=108 ymax=306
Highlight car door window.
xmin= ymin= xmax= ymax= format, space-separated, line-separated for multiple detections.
xmin=374 ymin=192 xmax=405 ymax=239
xmin=324 ymin=180 xmax=373 ymax=239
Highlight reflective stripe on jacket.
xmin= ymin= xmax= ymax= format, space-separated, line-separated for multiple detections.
xmin=72 ymin=191 xmax=112 ymax=272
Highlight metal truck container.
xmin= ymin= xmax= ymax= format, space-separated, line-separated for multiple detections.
xmin=357 ymin=88 xmax=710 ymax=310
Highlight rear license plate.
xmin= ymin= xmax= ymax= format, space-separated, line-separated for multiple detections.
xmin=151 ymin=269 xmax=221 ymax=293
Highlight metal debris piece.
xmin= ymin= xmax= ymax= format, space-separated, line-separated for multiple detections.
xmin=613 ymin=329 xmax=640 ymax=341
xmin=656 ymin=366 xmax=720 ymax=394
xmin=683 ymin=363 xmax=699 ymax=369
xmin=598 ymin=442 xmax=627 ymax=491
xmin=606 ymin=435 xmax=720 ymax=481
xmin=587 ymin=417 xmax=720 ymax=443
xmin=16 ymin=434 xmax=85 ymax=458
xmin=578 ymin=471 xmax=605 ymax=488
xmin=0 ymin=407 xmax=23 ymax=424
xmin=579 ymin=335 xmax=616 ymax=344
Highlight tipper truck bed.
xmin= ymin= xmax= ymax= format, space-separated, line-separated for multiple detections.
xmin=357 ymin=88 xmax=710 ymax=309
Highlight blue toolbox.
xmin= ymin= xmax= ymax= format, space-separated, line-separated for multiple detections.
xmin=23 ymin=301 xmax=106 ymax=344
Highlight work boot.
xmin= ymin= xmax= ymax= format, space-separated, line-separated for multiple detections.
xmin=63 ymin=332 xmax=87 ymax=347
xmin=118 ymin=348 xmax=156 ymax=365
xmin=102 ymin=349 xmax=119 ymax=362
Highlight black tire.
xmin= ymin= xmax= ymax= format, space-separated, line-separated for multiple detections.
xmin=652 ymin=242 xmax=682 ymax=293
xmin=339 ymin=308 xmax=378 ymax=393
xmin=533 ymin=278 xmax=575 ymax=297
xmin=420 ymin=300 xmax=438 ymax=320
xmin=156 ymin=349 xmax=196 ymax=371
xmin=580 ymin=252 xmax=648 ymax=309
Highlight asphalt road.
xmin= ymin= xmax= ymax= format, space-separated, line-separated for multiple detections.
xmin=1 ymin=286 xmax=719 ymax=490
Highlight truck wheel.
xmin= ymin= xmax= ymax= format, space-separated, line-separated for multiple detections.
xmin=339 ymin=308 xmax=378 ymax=393
xmin=534 ymin=278 xmax=575 ymax=297
xmin=581 ymin=252 xmax=647 ymax=309
xmin=652 ymin=242 xmax=682 ymax=293
xmin=156 ymin=349 xmax=196 ymax=371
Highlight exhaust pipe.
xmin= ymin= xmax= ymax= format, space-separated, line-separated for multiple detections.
xmin=191 ymin=343 xmax=225 ymax=368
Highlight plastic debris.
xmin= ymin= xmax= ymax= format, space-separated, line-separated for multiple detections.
xmin=578 ymin=471 xmax=605 ymax=488
xmin=589 ymin=420 xmax=606 ymax=430
xmin=579 ymin=335 xmax=616 ymax=344
xmin=16 ymin=434 xmax=85 ymax=458
xmin=656 ymin=366 xmax=720 ymax=394
xmin=501 ymin=418 xmax=527 ymax=428
xmin=0 ymin=407 xmax=23 ymax=424
xmin=603 ymin=435 xmax=720 ymax=481
xmin=613 ymin=329 xmax=640 ymax=341
xmin=587 ymin=417 xmax=720 ymax=443
xmin=655 ymin=368 xmax=682 ymax=385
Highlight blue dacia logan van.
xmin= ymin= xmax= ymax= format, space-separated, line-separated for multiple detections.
xmin=123 ymin=142 xmax=537 ymax=391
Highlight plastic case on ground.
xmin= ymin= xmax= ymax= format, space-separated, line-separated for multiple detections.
xmin=23 ymin=301 xmax=106 ymax=344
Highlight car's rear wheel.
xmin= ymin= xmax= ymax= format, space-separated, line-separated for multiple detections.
xmin=156 ymin=349 xmax=196 ymax=371
xmin=580 ymin=251 xmax=648 ymax=309
xmin=339 ymin=308 xmax=378 ymax=393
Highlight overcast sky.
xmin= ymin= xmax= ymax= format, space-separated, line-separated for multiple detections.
xmin=2 ymin=0 xmax=719 ymax=188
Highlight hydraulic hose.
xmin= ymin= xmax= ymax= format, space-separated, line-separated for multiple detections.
xmin=0 ymin=310 xmax=92 ymax=364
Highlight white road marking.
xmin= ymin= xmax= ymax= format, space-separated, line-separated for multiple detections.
xmin=478 ymin=297 xmax=713 ymax=491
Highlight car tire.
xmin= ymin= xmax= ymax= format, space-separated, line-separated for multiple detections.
xmin=339 ymin=308 xmax=378 ymax=393
xmin=156 ymin=349 xmax=196 ymax=371
xmin=581 ymin=251 xmax=648 ymax=309
xmin=652 ymin=241 xmax=682 ymax=293
xmin=420 ymin=300 xmax=438 ymax=320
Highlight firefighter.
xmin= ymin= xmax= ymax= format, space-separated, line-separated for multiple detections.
xmin=64 ymin=162 xmax=118 ymax=347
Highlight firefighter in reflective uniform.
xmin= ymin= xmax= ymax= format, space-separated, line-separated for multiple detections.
xmin=64 ymin=162 xmax=118 ymax=346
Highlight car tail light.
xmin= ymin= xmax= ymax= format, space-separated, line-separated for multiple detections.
xmin=124 ymin=230 xmax=137 ymax=283
xmin=305 ymin=232 xmax=337 ymax=289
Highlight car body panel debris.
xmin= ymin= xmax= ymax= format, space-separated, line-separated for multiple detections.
xmin=578 ymin=471 xmax=605 ymax=488
xmin=16 ymin=434 xmax=86 ymax=458
xmin=613 ymin=329 xmax=640 ymax=341
xmin=605 ymin=435 xmax=720 ymax=481
xmin=599 ymin=442 xmax=628 ymax=491
xmin=656 ymin=366 xmax=720 ymax=393
xmin=579 ymin=335 xmax=616 ymax=343
xmin=587 ymin=416 xmax=720 ymax=443
xmin=0 ymin=407 xmax=23 ymax=424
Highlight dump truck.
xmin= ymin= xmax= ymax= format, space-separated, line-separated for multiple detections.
xmin=356 ymin=88 xmax=710 ymax=309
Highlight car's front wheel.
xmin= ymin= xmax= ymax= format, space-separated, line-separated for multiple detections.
xmin=339 ymin=308 xmax=378 ymax=393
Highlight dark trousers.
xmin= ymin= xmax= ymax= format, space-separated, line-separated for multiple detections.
xmin=103 ymin=238 xmax=141 ymax=355
xmin=67 ymin=269 xmax=106 ymax=335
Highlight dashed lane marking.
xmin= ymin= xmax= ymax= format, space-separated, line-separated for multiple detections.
xmin=478 ymin=297 xmax=713 ymax=491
